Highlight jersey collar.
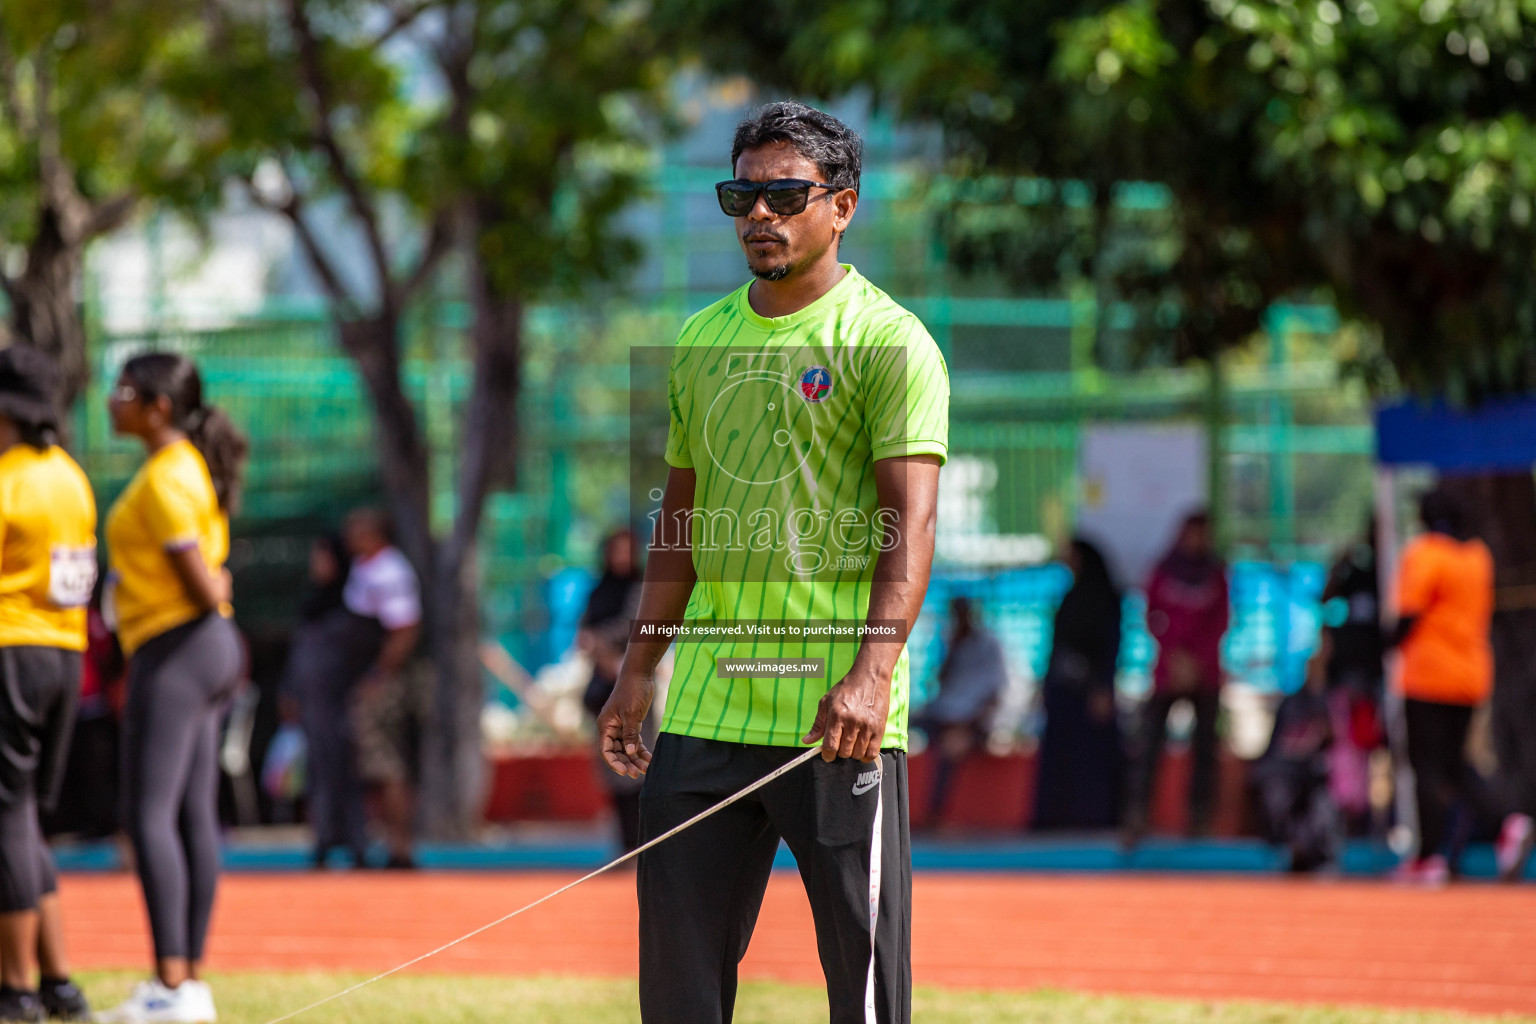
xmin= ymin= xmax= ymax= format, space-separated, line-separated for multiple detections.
xmin=736 ymin=264 xmax=861 ymax=332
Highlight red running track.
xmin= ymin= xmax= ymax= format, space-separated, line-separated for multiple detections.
xmin=61 ymin=872 xmax=1536 ymax=1016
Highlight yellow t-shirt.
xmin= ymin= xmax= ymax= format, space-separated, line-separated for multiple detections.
xmin=0 ymin=444 xmax=98 ymax=651
xmin=106 ymin=439 xmax=230 ymax=656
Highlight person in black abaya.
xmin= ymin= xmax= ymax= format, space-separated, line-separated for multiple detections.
xmin=1032 ymin=538 xmax=1125 ymax=831
xmin=279 ymin=533 xmax=368 ymax=868
xmin=298 ymin=534 xmax=351 ymax=624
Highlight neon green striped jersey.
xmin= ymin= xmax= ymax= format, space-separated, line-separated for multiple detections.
xmin=659 ymin=266 xmax=950 ymax=750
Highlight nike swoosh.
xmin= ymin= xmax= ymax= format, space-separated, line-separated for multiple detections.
xmin=851 ymin=778 xmax=880 ymax=796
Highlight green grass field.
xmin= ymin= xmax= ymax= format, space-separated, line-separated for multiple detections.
xmin=78 ymin=972 xmax=1525 ymax=1024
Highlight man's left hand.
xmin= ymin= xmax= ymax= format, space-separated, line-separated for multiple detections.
xmin=802 ymin=665 xmax=890 ymax=763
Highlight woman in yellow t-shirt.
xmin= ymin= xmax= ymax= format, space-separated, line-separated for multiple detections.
xmin=0 ymin=345 xmax=97 ymax=1022
xmin=98 ymin=353 xmax=247 ymax=1024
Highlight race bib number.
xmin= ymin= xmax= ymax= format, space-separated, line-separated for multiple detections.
xmin=48 ymin=545 xmax=98 ymax=609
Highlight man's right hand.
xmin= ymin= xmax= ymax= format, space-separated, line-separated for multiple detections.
xmin=598 ymin=669 xmax=655 ymax=779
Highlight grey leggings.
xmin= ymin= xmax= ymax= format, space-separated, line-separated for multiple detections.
xmin=122 ymin=615 xmax=242 ymax=961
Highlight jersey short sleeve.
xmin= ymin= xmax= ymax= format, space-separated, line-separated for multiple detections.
xmin=140 ymin=461 xmax=206 ymax=551
xmin=864 ymin=316 xmax=950 ymax=464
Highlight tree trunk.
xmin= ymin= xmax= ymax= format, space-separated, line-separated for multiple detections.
xmin=420 ymin=541 xmax=487 ymax=839
xmin=411 ymin=240 xmax=526 ymax=838
xmin=336 ymin=317 xmax=434 ymax=573
xmin=1440 ymin=472 xmax=1536 ymax=817
xmin=336 ymin=314 xmax=480 ymax=836
xmin=3 ymin=210 xmax=90 ymax=408
xmin=328 ymin=276 xmax=522 ymax=840
xmin=415 ymin=257 xmax=524 ymax=837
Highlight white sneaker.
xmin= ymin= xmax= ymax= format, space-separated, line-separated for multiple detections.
xmin=95 ymin=979 xmax=218 ymax=1023
xmin=178 ymin=981 xmax=218 ymax=1022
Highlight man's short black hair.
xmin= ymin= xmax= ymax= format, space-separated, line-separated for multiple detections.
xmin=731 ymin=101 xmax=862 ymax=192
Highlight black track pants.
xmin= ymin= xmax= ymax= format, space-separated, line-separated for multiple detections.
xmin=637 ymin=734 xmax=911 ymax=1024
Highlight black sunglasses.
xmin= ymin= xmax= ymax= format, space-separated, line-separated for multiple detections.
xmin=715 ymin=178 xmax=842 ymax=217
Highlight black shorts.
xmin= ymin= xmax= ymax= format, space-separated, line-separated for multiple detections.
xmin=637 ymin=734 xmax=912 ymax=1024
xmin=0 ymin=645 xmax=81 ymax=812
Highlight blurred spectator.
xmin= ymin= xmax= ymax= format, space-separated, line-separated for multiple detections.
xmin=578 ymin=529 xmax=646 ymax=852
xmin=1321 ymin=525 xmax=1385 ymax=832
xmin=1253 ymin=634 xmax=1340 ymax=872
xmin=343 ymin=509 xmax=427 ymax=871
xmin=1390 ymin=488 xmax=1524 ymax=884
xmin=1125 ymin=510 xmax=1230 ymax=844
xmin=216 ymin=631 xmax=261 ymax=827
xmin=280 ymin=534 xmax=366 ymax=867
xmin=914 ymin=597 xmax=1008 ymax=829
xmin=1032 ymin=538 xmax=1124 ymax=831
xmin=300 ymin=534 xmax=351 ymax=623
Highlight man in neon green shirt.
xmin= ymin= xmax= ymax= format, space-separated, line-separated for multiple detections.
xmin=599 ymin=101 xmax=947 ymax=1024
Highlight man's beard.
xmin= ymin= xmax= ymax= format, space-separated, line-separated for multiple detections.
xmin=750 ymin=261 xmax=793 ymax=282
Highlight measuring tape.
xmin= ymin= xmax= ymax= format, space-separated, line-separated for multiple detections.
xmin=263 ymin=745 xmax=857 ymax=1024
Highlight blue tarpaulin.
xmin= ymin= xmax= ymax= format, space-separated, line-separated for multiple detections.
xmin=1375 ymin=396 xmax=1536 ymax=473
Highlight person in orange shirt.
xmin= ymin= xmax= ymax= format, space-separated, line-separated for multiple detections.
xmin=1392 ymin=487 xmax=1499 ymax=884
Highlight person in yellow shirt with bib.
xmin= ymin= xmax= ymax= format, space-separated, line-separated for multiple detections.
xmin=0 ymin=345 xmax=97 ymax=1023
xmin=96 ymin=354 xmax=247 ymax=1024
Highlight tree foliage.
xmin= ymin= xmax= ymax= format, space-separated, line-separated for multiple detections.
xmin=659 ymin=0 xmax=1536 ymax=393
xmin=173 ymin=0 xmax=674 ymax=833
xmin=1219 ymin=0 xmax=1536 ymax=397
xmin=0 ymin=0 xmax=216 ymax=401
xmin=660 ymin=0 xmax=1536 ymax=809
xmin=0 ymin=0 xmax=675 ymax=832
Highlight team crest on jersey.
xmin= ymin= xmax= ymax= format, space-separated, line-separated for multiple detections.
xmin=798 ymin=365 xmax=832 ymax=403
